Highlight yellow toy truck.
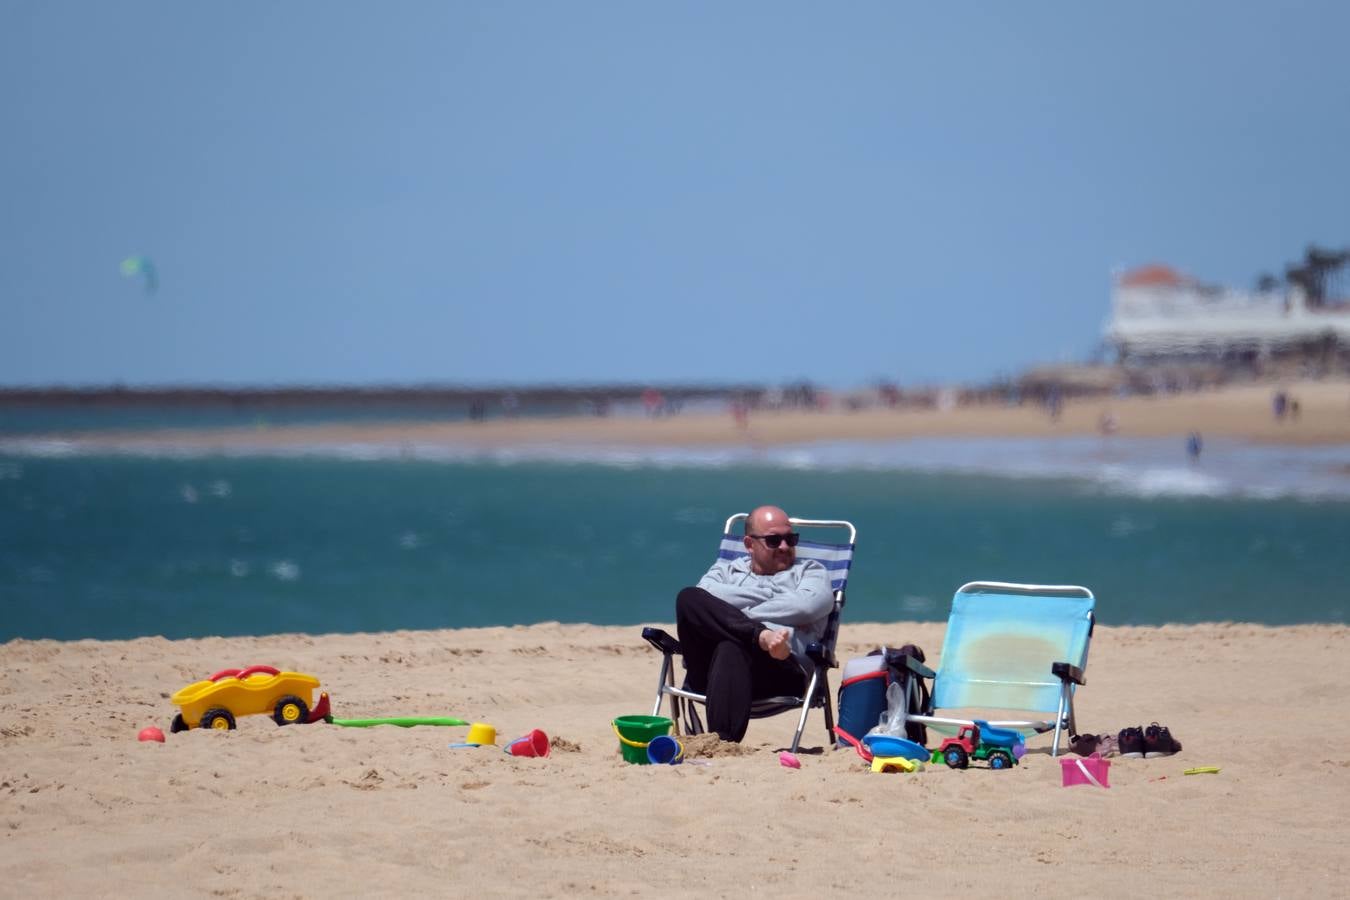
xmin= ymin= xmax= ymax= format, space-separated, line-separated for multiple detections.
xmin=169 ymin=665 xmax=330 ymax=732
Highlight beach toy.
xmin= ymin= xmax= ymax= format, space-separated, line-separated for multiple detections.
xmin=504 ymin=729 xmax=551 ymax=758
xmin=466 ymin=722 xmax=496 ymax=745
xmin=861 ymin=734 xmax=929 ymax=762
xmin=449 ymin=722 xmax=498 ymax=748
xmin=871 ymin=755 xmax=919 ymax=774
xmin=169 ymin=666 xmax=330 ymax=732
xmin=138 ymin=726 xmax=165 ymax=743
xmin=778 ymin=751 xmax=801 ymax=769
xmin=647 ymin=735 xmax=684 ymax=765
xmin=936 ymin=720 xmax=1022 ymax=770
xmin=1060 ymin=752 xmax=1111 ymax=788
xmin=611 ymin=714 xmax=673 ymax=765
xmin=327 ymin=716 xmax=469 ymax=728
xmin=1184 ymin=766 xmax=1221 ymax=775
xmin=833 ymin=726 xmax=874 ymax=763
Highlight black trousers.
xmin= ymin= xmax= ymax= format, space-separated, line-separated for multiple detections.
xmin=675 ymin=586 xmax=806 ymax=742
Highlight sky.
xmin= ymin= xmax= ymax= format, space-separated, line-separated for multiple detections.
xmin=3 ymin=2 xmax=1347 ymax=389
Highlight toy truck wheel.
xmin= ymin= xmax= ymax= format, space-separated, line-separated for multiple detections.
xmin=170 ymin=713 xmax=188 ymax=734
xmin=943 ymin=746 xmax=969 ymax=769
xmin=200 ymin=708 xmax=236 ymax=731
xmin=988 ymin=750 xmax=1013 ymax=770
xmin=273 ymin=695 xmax=309 ymax=726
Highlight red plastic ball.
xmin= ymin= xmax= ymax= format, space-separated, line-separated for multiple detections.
xmin=138 ymin=726 xmax=165 ymax=743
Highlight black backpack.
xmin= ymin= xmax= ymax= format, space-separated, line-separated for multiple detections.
xmin=883 ymin=643 xmax=930 ymax=746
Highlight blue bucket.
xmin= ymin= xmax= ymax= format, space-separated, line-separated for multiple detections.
xmin=646 ymin=734 xmax=684 ymax=765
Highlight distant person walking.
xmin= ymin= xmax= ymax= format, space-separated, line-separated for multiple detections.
xmin=1047 ymin=387 xmax=1063 ymax=422
xmin=730 ymin=399 xmax=749 ymax=429
xmin=642 ymin=388 xmax=664 ymax=418
xmin=1186 ymin=432 xmax=1203 ymax=463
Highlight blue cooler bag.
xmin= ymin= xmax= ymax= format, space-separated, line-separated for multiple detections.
xmin=836 ymin=653 xmax=888 ymax=746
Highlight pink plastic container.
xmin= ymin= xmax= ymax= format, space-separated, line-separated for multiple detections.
xmin=1060 ymin=753 xmax=1111 ymax=788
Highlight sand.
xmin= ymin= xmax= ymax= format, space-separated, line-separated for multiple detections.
xmin=22 ymin=379 xmax=1350 ymax=452
xmin=3 ymin=621 xmax=1349 ymax=897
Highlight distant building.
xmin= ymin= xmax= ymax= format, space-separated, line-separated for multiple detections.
xmin=1104 ymin=251 xmax=1350 ymax=367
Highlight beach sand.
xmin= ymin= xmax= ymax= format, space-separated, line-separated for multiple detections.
xmin=5 ymin=379 xmax=1348 ymax=896
xmin=28 ymin=379 xmax=1350 ymax=451
xmin=3 ymin=621 xmax=1349 ymax=897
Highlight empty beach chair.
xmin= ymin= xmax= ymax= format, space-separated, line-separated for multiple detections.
xmin=641 ymin=515 xmax=856 ymax=753
xmin=896 ymin=581 xmax=1095 ymax=757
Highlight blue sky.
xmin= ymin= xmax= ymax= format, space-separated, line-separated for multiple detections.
xmin=3 ymin=2 xmax=1347 ymax=388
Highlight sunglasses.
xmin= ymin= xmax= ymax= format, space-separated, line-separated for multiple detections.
xmin=748 ymin=532 xmax=800 ymax=549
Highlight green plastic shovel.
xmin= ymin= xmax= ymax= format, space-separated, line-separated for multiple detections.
xmin=325 ymin=716 xmax=469 ymax=728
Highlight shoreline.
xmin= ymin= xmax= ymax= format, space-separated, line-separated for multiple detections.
xmin=6 ymin=379 xmax=1349 ymax=451
xmin=3 ymin=617 xmax=1344 ymax=648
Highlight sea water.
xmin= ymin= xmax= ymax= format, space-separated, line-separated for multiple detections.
xmin=1 ymin=436 xmax=1347 ymax=641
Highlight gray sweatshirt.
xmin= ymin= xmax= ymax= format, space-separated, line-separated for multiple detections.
xmin=696 ymin=556 xmax=836 ymax=666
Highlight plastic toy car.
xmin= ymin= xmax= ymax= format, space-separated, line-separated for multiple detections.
xmin=169 ymin=665 xmax=330 ymax=732
xmin=933 ymin=720 xmax=1024 ymax=770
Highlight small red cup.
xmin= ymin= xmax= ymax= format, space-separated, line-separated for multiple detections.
xmin=504 ymin=729 xmax=550 ymax=758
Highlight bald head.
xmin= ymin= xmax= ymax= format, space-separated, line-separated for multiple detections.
xmin=746 ymin=505 xmax=789 ymax=534
xmin=743 ymin=505 xmax=795 ymax=575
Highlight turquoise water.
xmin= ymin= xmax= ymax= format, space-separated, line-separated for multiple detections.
xmin=2 ymin=447 xmax=1347 ymax=641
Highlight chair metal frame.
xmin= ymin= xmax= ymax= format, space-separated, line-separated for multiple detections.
xmin=642 ymin=514 xmax=856 ymax=753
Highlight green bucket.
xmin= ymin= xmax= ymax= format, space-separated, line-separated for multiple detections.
xmin=612 ymin=715 xmax=673 ymax=764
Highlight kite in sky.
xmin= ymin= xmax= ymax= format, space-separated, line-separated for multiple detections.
xmin=120 ymin=256 xmax=159 ymax=295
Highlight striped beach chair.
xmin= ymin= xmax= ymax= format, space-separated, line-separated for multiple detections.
xmin=642 ymin=514 xmax=857 ymax=753
xmin=895 ymin=581 xmax=1096 ymax=757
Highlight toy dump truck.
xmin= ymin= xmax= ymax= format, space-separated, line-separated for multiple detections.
xmin=170 ymin=665 xmax=330 ymax=732
xmin=934 ymin=719 xmax=1023 ymax=770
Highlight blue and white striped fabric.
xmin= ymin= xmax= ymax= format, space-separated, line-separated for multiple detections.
xmin=715 ymin=534 xmax=855 ymax=593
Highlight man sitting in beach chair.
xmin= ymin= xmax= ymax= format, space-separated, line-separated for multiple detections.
xmin=644 ymin=505 xmax=848 ymax=747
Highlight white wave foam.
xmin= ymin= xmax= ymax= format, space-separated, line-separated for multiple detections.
xmin=269 ymin=560 xmax=301 ymax=581
xmin=4 ymin=435 xmax=1348 ymax=501
xmin=1096 ymin=465 xmax=1228 ymax=499
xmin=2 ymin=439 xmax=78 ymax=457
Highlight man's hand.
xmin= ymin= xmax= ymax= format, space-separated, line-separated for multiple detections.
xmin=758 ymin=627 xmax=791 ymax=660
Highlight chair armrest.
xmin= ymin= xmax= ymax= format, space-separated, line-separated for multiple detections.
xmin=804 ymin=641 xmax=836 ymax=668
xmin=1051 ymin=661 xmax=1085 ymax=685
xmin=886 ymin=648 xmax=935 ymax=680
xmin=642 ymin=627 xmax=682 ymax=656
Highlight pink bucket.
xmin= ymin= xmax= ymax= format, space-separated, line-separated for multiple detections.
xmin=1060 ymin=753 xmax=1111 ymax=788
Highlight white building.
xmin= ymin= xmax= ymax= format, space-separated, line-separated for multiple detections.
xmin=1104 ymin=264 xmax=1350 ymax=361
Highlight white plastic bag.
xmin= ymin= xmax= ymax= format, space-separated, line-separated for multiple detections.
xmin=867 ymin=680 xmax=909 ymax=737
